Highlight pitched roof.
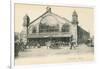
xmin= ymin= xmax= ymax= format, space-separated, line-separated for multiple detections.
xmin=29 ymin=11 xmax=48 ymax=25
xmin=29 ymin=8 xmax=72 ymax=26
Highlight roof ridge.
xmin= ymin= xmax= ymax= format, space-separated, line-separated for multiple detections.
xmin=29 ymin=10 xmax=72 ymax=26
xmin=78 ymin=26 xmax=89 ymax=33
xmin=29 ymin=11 xmax=48 ymax=26
xmin=51 ymin=12 xmax=71 ymax=23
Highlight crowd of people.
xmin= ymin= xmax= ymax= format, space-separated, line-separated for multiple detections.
xmin=15 ymin=39 xmax=77 ymax=57
xmin=14 ymin=39 xmax=27 ymax=57
xmin=27 ymin=40 xmax=74 ymax=48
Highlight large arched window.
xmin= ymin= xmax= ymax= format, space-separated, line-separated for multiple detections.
xmin=39 ymin=15 xmax=59 ymax=33
xmin=32 ymin=27 xmax=36 ymax=33
xmin=62 ymin=24 xmax=70 ymax=32
xmin=39 ymin=23 xmax=48 ymax=32
xmin=48 ymin=24 xmax=59 ymax=32
xmin=39 ymin=23 xmax=59 ymax=33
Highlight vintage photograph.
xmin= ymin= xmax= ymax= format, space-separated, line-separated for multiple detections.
xmin=14 ymin=3 xmax=94 ymax=65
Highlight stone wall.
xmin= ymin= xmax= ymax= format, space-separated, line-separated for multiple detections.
xmin=77 ymin=26 xmax=90 ymax=44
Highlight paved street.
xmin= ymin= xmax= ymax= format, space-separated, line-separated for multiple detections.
xmin=15 ymin=44 xmax=94 ymax=65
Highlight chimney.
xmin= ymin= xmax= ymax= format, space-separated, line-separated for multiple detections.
xmin=46 ymin=6 xmax=51 ymax=12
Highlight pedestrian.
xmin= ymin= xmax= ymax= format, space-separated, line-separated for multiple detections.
xmin=37 ymin=43 xmax=41 ymax=48
xmin=70 ymin=40 xmax=76 ymax=50
xmin=15 ymin=40 xmax=20 ymax=57
xmin=20 ymin=39 xmax=24 ymax=51
xmin=46 ymin=41 xmax=51 ymax=49
xmin=69 ymin=35 xmax=74 ymax=49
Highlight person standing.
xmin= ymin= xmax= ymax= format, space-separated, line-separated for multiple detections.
xmin=15 ymin=40 xmax=20 ymax=57
xmin=46 ymin=40 xmax=51 ymax=49
xmin=20 ymin=39 xmax=24 ymax=51
xmin=69 ymin=35 xmax=76 ymax=50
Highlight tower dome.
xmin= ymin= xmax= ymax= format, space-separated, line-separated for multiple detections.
xmin=72 ymin=10 xmax=78 ymax=24
xmin=72 ymin=10 xmax=78 ymax=17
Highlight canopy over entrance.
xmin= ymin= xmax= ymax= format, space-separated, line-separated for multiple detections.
xmin=27 ymin=32 xmax=71 ymax=38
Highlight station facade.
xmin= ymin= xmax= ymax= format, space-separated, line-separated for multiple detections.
xmin=20 ymin=7 xmax=90 ymax=46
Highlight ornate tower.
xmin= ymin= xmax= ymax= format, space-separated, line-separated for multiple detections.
xmin=23 ymin=14 xmax=30 ymax=27
xmin=71 ymin=10 xmax=78 ymax=45
xmin=23 ymin=14 xmax=30 ymax=44
xmin=72 ymin=10 xmax=78 ymax=24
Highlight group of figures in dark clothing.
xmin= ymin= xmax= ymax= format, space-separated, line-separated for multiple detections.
xmin=27 ymin=39 xmax=77 ymax=49
xmin=15 ymin=38 xmax=77 ymax=58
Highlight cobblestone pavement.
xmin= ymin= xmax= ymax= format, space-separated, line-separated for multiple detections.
xmin=15 ymin=44 xmax=94 ymax=65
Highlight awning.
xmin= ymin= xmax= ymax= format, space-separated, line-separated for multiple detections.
xmin=27 ymin=32 xmax=71 ymax=38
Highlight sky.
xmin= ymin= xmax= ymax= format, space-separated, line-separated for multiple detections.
xmin=15 ymin=3 xmax=94 ymax=36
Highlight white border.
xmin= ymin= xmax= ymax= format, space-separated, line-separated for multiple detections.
xmin=10 ymin=0 xmax=95 ymax=69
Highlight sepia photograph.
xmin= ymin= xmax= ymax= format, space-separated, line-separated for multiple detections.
xmin=14 ymin=3 xmax=94 ymax=65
